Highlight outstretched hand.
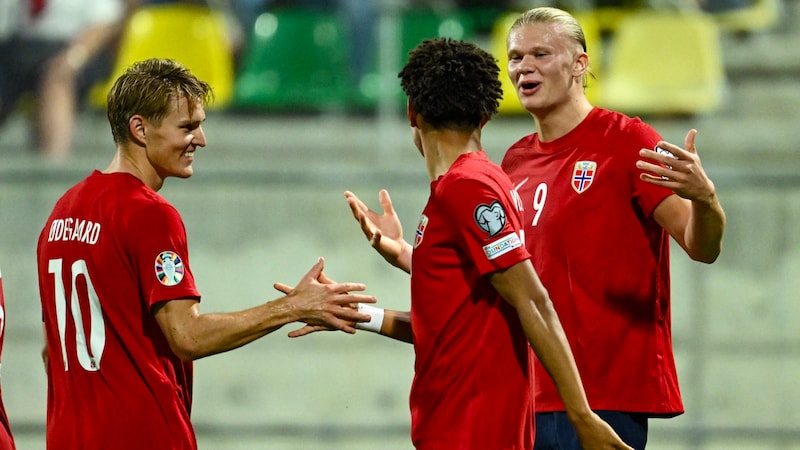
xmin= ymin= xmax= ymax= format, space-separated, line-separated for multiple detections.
xmin=636 ymin=129 xmax=718 ymax=205
xmin=344 ymin=190 xmax=411 ymax=272
xmin=272 ymin=258 xmax=375 ymax=337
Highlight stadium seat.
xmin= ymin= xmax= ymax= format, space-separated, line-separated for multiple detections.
xmin=351 ymin=9 xmax=476 ymax=111
xmin=89 ymin=4 xmax=235 ymax=109
xmin=232 ymin=9 xmax=351 ymax=112
xmin=490 ymin=11 xmax=603 ymax=115
xmin=711 ymin=0 xmax=781 ymax=34
xmin=598 ymin=10 xmax=725 ymax=116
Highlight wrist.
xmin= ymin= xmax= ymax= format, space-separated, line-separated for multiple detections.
xmin=355 ymin=303 xmax=384 ymax=333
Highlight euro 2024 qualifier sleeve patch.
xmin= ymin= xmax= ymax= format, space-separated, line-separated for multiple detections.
xmin=474 ymin=200 xmax=507 ymax=237
xmin=155 ymin=250 xmax=185 ymax=286
xmin=475 ymin=200 xmax=523 ymax=260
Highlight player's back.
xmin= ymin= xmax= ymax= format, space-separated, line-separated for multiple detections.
xmin=36 ymin=170 xmax=197 ymax=450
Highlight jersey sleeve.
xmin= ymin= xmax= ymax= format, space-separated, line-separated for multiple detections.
xmin=439 ymin=177 xmax=529 ymax=277
xmin=127 ymin=200 xmax=201 ymax=309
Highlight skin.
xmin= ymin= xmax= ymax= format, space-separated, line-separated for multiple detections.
xmin=507 ymin=21 xmax=725 ymax=263
xmin=43 ymin=93 xmax=376 ymax=365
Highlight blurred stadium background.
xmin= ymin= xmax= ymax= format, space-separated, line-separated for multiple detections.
xmin=1 ymin=0 xmax=799 ymax=448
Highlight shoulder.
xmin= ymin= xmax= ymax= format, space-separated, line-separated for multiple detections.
xmin=594 ymin=108 xmax=661 ymax=145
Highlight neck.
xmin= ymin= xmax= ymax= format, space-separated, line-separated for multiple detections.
xmin=421 ymin=127 xmax=483 ymax=181
xmin=531 ymin=93 xmax=593 ymax=142
xmin=104 ymin=143 xmax=164 ymax=191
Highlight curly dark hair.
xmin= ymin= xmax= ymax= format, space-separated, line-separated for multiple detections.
xmin=399 ymin=38 xmax=502 ymax=130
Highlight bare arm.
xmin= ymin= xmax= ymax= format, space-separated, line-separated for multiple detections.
xmin=365 ymin=307 xmax=412 ymax=343
xmin=637 ymin=129 xmax=726 ymax=263
xmin=153 ymin=258 xmax=376 ymax=361
xmin=490 ymin=261 xmax=632 ymax=450
xmin=42 ymin=324 xmax=49 ymax=372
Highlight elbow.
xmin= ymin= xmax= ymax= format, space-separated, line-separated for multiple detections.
xmin=689 ymin=245 xmax=722 ymax=264
xmin=168 ymin=337 xmax=204 ymax=362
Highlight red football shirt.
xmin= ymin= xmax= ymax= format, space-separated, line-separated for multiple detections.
xmin=501 ymin=107 xmax=683 ymax=416
xmin=0 ymin=271 xmax=16 ymax=450
xmin=410 ymin=151 xmax=534 ymax=449
xmin=37 ymin=171 xmax=200 ymax=449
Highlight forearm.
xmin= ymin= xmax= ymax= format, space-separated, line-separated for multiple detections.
xmin=357 ymin=304 xmax=412 ymax=343
xmin=491 ymin=263 xmax=593 ymax=422
xmin=518 ymin=303 xmax=592 ymax=422
xmin=395 ymin=241 xmax=413 ymax=274
xmin=686 ymin=193 xmax=726 ymax=263
xmin=157 ymin=298 xmax=300 ymax=361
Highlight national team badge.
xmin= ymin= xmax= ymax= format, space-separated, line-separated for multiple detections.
xmin=474 ymin=201 xmax=507 ymax=237
xmin=572 ymin=161 xmax=597 ymax=194
xmin=414 ymin=214 xmax=428 ymax=248
xmin=155 ymin=251 xmax=185 ymax=286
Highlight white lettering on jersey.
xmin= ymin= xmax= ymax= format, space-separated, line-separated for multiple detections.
xmin=48 ymin=218 xmax=101 ymax=244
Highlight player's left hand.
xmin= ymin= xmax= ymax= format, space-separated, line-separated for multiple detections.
xmin=274 ymin=270 xmax=361 ymax=338
xmin=636 ymin=129 xmax=718 ymax=206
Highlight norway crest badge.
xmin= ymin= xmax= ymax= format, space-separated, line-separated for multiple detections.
xmin=414 ymin=214 xmax=428 ymax=249
xmin=572 ymin=161 xmax=597 ymax=194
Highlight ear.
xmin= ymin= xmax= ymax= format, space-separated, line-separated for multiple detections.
xmin=129 ymin=115 xmax=147 ymax=147
xmin=407 ymin=99 xmax=418 ymax=128
xmin=573 ymin=51 xmax=589 ymax=79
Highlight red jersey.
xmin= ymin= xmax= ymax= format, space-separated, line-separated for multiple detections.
xmin=410 ymin=151 xmax=534 ymax=449
xmin=0 ymin=271 xmax=16 ymax=450
xmin=36 ymin=171 xmax=201 ymax=449
xmin=501 ymin=107 xmax=683 ymax=416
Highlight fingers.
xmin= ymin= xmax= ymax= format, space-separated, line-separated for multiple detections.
xmin=301 ymin=257 xmax=325 ymax=282
xmin=288 ymin=324 xmax=331 ymax=338
xmin=317 ymin=270 xmax=336 ymax=285
xmin=655 ymin=128 xmax=699 ymax=160
xmin=378 ymin=189 xmax=395 ymax=216
xmin=273 ymin=282 xmax=292 ymax=294
xmin=684 ymin=128 xmax=697 ymax=155
xmin=344 ymin=191 xmax=369 ymax=218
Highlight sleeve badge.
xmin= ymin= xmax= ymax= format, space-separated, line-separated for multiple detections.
xmin=155 ymin=251 xmax=185 ymax=286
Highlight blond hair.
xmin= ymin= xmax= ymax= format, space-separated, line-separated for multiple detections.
xmin=509 ymin=7 xmax=593 ymax=88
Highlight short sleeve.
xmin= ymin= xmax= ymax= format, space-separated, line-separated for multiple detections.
xmin=127 ymin=201 xmax=201 ymax=309
xmin=439 ymin=178 xmax=529 ymax=277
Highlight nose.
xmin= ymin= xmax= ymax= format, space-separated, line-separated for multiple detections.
xmin=194 ymin=126 xmax=207 ymax=147
xmin=514 ymin=54 xmax=536 ymax=76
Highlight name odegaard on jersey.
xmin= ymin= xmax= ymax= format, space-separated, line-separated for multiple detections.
xmin=47 ymin=218 xmax=101 ymax=244
xmin=482 ymin=232 xmax=522 ymax=260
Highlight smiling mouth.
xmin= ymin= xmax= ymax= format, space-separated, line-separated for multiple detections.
xmin=520 ymin=80 xmax=540 ymax=90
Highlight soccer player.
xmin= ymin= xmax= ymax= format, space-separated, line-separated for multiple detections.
xmin=338 ymin=38 xmax=631 ymax=449
xmin=0 ymin=269 xmax=16 ymax=450
xmin=36 ymin=58 xmax=376 ymax=450
xmin=501 ymin=7 xmax=727 ymax=449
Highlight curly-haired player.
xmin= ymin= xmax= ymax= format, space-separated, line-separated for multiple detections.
xmin=337 ymin=38 xmax=631 ymax=450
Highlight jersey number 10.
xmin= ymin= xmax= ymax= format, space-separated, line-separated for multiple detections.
xmin=47 ymin=258 xmax=106 ymax=372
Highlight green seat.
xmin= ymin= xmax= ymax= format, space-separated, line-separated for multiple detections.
xmin=233 ymin=9 xmax=351 ymax=112
xmin=351 ymin=9 xmax=476 ymax=111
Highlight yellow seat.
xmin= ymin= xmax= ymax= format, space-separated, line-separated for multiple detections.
xmin=89 ymin=4 xmax=234 ymax=109
xmin=490 ymin=11 xmax=603 ymax=115
xmin=598 ymin=11 xmax=725 ymax=116
xmin=711 ymin=0 xmax=780 ymax=34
